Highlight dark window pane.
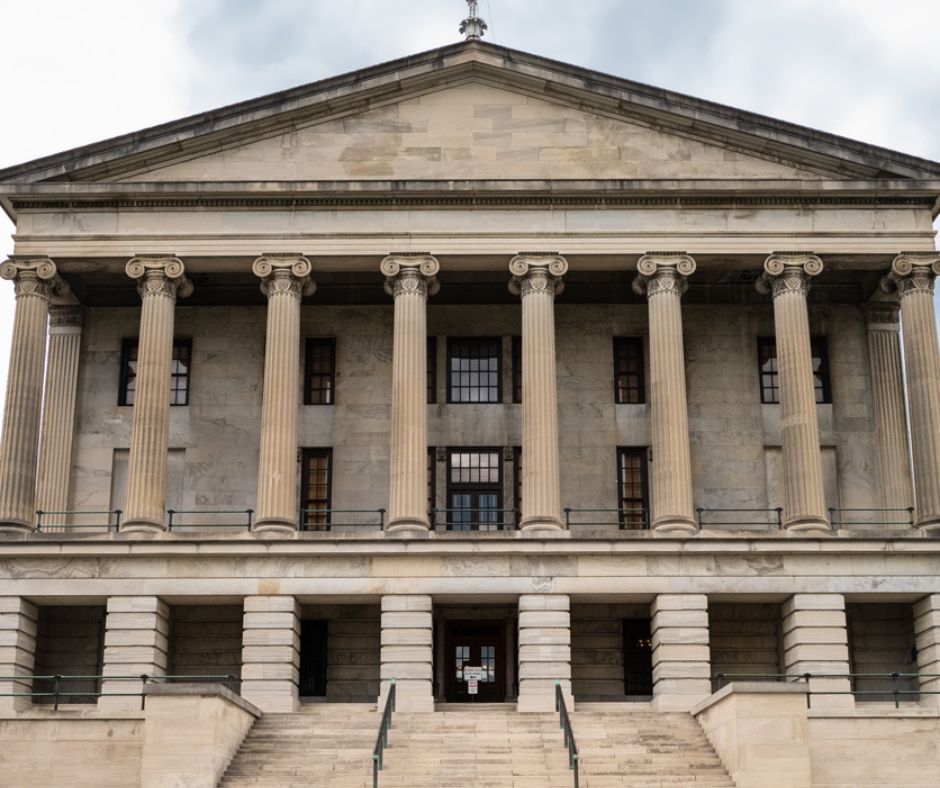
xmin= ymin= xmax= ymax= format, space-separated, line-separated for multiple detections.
xmin=758 ymin=336 xmax=830 ymax=405
xmin=301 ymin=449 xmax=332 ymax=531
xmin=119 ymin=338 xmax=190 ymax=406
xmin=427 ymin=336 xmax=437 ymax=404
xmin=305 ymin=339 xmax=336 ymax=405
xmin=448 ymin=338 xmax=502 ymax=403
xmin=618 ymin=447 xmax=649 ymax=529
xmin=446 ymin=448 xmax=504 ymax=531
xmin=613 ymin=337 xmax=645 ymax=404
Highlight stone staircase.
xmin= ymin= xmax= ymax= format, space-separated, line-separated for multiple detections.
xmin=218 ymin=704 xmax=380 ymax=787
xmin=218 ymin=703 xmax=734 ymax=787
xmin=572 ymin=706 xmax=735 ymax=787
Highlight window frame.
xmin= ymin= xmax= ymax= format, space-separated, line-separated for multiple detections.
xmin=446 ymin=337 xmax=503 ymax=404
xmin=511 ymin=336 xmax=522 ymax=404
xmin=617 ymin=447 xmax=650 ymax=530
xmin=445 ymin=447 xmax=504 ymax=531
xmin=427 ymin=336 xmax=438 ymax=404
xmin=757 ymin=335 xmax=832 ymax=405
xmin=304 ymin=338 xmax=337 ymax=406
xmin=300 ymin=448 xmax=333 ymax=531
xmin=118 ymin=337 xmax=192 ymax=407
xmin=613 ymin=336 xmax=645 ymax=405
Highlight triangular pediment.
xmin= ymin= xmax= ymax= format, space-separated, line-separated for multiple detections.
xmin=1 ymin=41 xmax=939 ymax=187
xmin=110 ymin=81 xmax=827 ymax=182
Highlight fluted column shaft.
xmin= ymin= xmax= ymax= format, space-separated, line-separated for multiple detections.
xmin=36 ymin=307 xmax=84 ymax=522
xmin=862 ymin=304 xmax=914 ymax=513
xmin=122 ymin=257 xmax=192 ymax=532
xmin=0 ymin=258 xmax=59 ymax=530
xmin=757 ymin=253 xmax=828 ymax=531
xmin=882 ymin=253 xmax=940 ymax=530
xmin=633 ymin=253 xmax=696 ymax=533
xmin=509 ymin=253 xmax=567 ymax=533
xmin=253 ymin=255 xmax=314 ymax=532
xmin=382 ymin=255 xmax=440 ymax=534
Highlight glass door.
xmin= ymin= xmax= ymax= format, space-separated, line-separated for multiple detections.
xmin=444 ymin=621 xmax=505 ymax=702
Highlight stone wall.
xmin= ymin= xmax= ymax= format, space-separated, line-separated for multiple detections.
xmin=846 ymin=602 xmax=918 ymax=700
xmin=710 ymin=602 xmax=783 ymax=688
xmin=167 ymin=605 xmax=243 ymax=686
xmin=68 ymin=302 xmax=878 ymax=525
xmin=33 ymin=605 xmax=105 ymax=703
xmin=302 ymin=604 xmax=380 ymax=702
xmin=570 ymin=603 xmax=650 ymax=700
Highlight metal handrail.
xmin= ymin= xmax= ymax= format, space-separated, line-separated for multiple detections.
xmin=696 ymin=507 xmax=783 ymax=528
xmin=712 ymin=671 xmax=940 ymax=709
xmin=36 ymin=509 xmax=122 ymax=531
xmin=555 ymin=680 xmax=579 ymax=788
xmin=828 ymin=507 xmax=915 ymax=528
xmin=167 ymin=508 xmax=254 ymax=530
xmin=0 ymin=672 xmax=236 ymax=711
xmin=563 ymin=507 xmax=649 ymax=529
xmin=302 ymin=508 xmax=386 ymax=530
xmin=432 ymin=508 xmax=517 ymax=531
xmin=372 ymin=678 xmax=396 ymax=788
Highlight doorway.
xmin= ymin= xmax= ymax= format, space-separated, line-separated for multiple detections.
xmin=443 ymin=620 xmax=507 ymax=702
xmin=299 ymin=619 xmax=328 ymax=698
xmin=623 ymin=618 xmax=653 ymax=697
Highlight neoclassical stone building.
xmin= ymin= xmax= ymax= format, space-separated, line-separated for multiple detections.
xmin=1 ymin=34 xmax=940 ymax=787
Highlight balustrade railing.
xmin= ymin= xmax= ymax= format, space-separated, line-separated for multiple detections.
xmin=36 ymin=509 xmax=121 ymax=532
xmin=696 ymin=507 xmax=783 ymax=528
xmin=167 ymin=508 xmax=253 ymax=530
xmin=555 ymin=680 xmax=580 ymax=788
xmin=432 ymin=508 xmax=517 ymax=531
xmin=301 ymin=508 xmax=386 ymax=531
xmin=828 ymin=507 xmax=915 ymax=528
xmin=563 ymin=507 xmax=649 ymax=529
xmin=372 ymin=678 xmax=396 ymax=788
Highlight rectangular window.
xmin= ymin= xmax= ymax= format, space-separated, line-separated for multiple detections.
xmin=428 ymin=447 xmax=436 ymax=524
xmin=758 ymin=336 xmax=831 ymax=404
xmin=304 ymin=338 xmax=336 ymax=405
xmin=300 ymin=449 xmax=332 ymax=530
xmin=512 ymin=446 xmax=522 ymax=529
xmin=447 ymin=338 xmax=502 ymax=403
xmin=446 ymin=448 xmax=503 ymax=530
xmin=119 ymin=338 xmax=191 ymax=406
xmin=511 ymin=336 xmax=522 ymax=404
xmin=613 ymin=337 xmax=645 ymax=404
xmin=617 ymin=447 xmax=649 ymax=529
xmin=427 ymin=336 xmax=437 ymax=404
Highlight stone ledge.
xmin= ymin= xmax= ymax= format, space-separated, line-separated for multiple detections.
xmin=692 ymin=681 xmax=808 ymax=715
xmin=142 ymin=682 xmax=261 ymax=718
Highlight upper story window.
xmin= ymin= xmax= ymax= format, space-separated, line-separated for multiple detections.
xmin=617 ymin=447 xmax=650 ymax=529
xmin=446 ymin=448 xmax=503 ymax=530
xmin=613 ymin=337 xmax=645 ymax=404
xmin=758 ymin=336 xmax=831 ymax=404
xmin=447 ymin=337 xmax=501 ymax=403
xmin=305 ymin=338 xmax=336 ymax=405
xmin=119 ymin=338 xmax=191 ymax=406
xmin=428 ymin=336 xmax=438 ymax=404
xmin=300 ymin=448 xmax=332 ymax=531
xmin=511 ymin=336 xmax=522 ymax=404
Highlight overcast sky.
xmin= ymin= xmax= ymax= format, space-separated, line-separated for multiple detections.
xmin=1 ymin=0 xmax=939 ymax=418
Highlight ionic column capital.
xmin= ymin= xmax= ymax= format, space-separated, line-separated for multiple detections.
xmin=381 ymin=253 xmax=440 ymax=298
xmin=632 ymin=252 xmax=696 ymax=298
xmin=880 ymin=252 xmax=940 ymax=299
xmin=756 ymin=252 xmax=823 ymax=298
xmin=0 ymin=256 xmax=68 ymax=302
xmin=252 ymin=253 xmax=316 ymax=299
xmin=508 ymin=252 xmax=568 ymax=297
xmin=126 ymin=255 xmax=193 ymax=300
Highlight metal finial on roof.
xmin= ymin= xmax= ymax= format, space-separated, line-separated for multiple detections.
xmin=460 ymin=0 xmax=487 ymax=40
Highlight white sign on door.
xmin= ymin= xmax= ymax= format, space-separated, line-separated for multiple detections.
xmin=467 ymin=679 xmax=479 ymax=695
xmin=463 ymin=666 xmax=485 ymax=681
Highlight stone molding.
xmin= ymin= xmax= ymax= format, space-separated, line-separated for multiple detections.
xmin=381 ymin=253 xmax=440 ymax=297
xmin=508 ymin=252 xmax=568 ymax=297
xmin=755 ymin=252 xmax=824 ymax=298
xmin=632 ymin=251 xmax=696 ymax=298
xmin=252 ymin=253 xmax=316 ymax=298
xmin=880 ymin=252 xmax=940 ymax=299
xmin=0 ymin=256 xmax=69 ymax=302
xmin=48 ymin=305 xmax=84 ymax=330
xmin=860 ymin=301 xmax=900 ymax=330
xmin=126 ymin=256 xmax=193 ymax=300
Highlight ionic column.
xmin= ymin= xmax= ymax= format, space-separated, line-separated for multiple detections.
xmin=756 ymin=253 xmax=829 ymax=532
xmin=517 ymin=594 xmax=571 ymax=712
xmin=36 ymin=307 xmax=84 ymax=523
xmin=381 ymin=254 xmax=440 ymax=535
xmin=252 ymin=254 xmax=315 ymax=533
xmin=861 ymin=302 xmax=914 ymax=514
xmin=632 ymin=253 xmax=696 ymax=534
xmin=880 ymin=253 xmax=940 ymax=531
xmin=508 ymin=253 xmax=567 ymax=533
xmin=121 ymin=257 xmax=192 ymax=532
xmin=0 ymin=257 xmax=64 ymax=531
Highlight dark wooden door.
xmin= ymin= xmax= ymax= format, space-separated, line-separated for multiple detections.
xmin=623 ymin=618 xmax=653 ymax=697
xmin=444 ymin=621 xmax=506 ymax=702
xmin=299 ymin=620 xmax=328 ymax=697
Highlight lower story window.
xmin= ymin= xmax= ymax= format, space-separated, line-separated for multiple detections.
xmin=446 ymin=448 xmax=503 ymax=531
xmin=617 ymin=447 xmax=649 ymax=529
xmin=301 ymin=449 xmax=332 ymax=530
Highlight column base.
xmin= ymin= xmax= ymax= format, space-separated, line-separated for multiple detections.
xmin=386 ymin=519 xmax=431 ymax=538
xmin=0 ymin=522 xmax=33 ymax=537
xmin=917 ymin=516 xmax=940 ymax=534
xmin=119 ymin=520 xmax=166 ymax=535
xmin=252 ymin=520 xmax=298 ymax=536
xmin=651 ymin=517 xmax=698 ymax=535
xmin=785 ymin=518 xmax=832 ymax=535
xmin=520 ymin=517 xmax=566 ymax=536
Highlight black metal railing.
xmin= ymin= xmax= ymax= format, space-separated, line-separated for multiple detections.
xmin=372 ymin=678 xmax=396 ymax=788
xmin=555 ymin=680 xmax=579 ymax=788
xmin=302 ymin=508 xmax=386 ymax=531
xmin=432 ymin=508 xmax=517 ymax=531
xmin=563 ymin=507 xmax=650 ymax=529
xmin=712 ymin=671 xmax=940 ymax=709
xmin=167 ymin=509 xmax=254 ymax=530
xmin=697 ymin=507 xmax=783 ymax=528
xmin=0 ymin=673 xmax=236 ymax=711
xmin=36 ymin=509 xmax=122 ymax=532
xmin=828 ymin=507 xmax=915 ymax=528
